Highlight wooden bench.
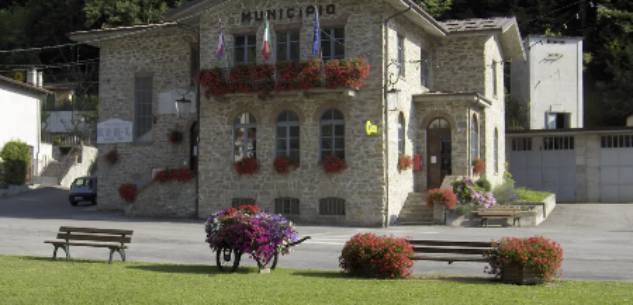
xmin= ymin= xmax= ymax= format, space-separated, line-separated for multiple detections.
xmin=44 ymin=227 xmax=133 ymax=264
xmin=477 ymin=207 xmax=522 ymax=227
xmin=406 ymin=240 xmax=493 ymax=264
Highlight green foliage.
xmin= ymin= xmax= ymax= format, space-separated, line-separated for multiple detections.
xmin=475 ymin=177 xmax=492 ymax=192
xmin=0 ymin=141 xmax=31 ymax=185
xmin=492 ymin=180 xmax=518 ymax=205
xmin=0 ymin=161 xmax=6 ymax=188
xmin=415 ymin=0 xmax=453 ymax=18
xmin=455 ymin=204 xmax=476 ymax=216
xmin=505 ymin=97 xmax=529 ymax=131
xmin=515 ymin=187 xmax=551 ymax=202
xmin=84 ymin=0 xmax=185 ymax=28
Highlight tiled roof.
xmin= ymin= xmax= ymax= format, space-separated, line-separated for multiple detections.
xmin=0 ymin=74 xmax=51 ymax=95
xmin=440 ymin=17 xmax=515 ymax=33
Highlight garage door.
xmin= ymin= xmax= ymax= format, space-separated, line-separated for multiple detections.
xmin=600 ymin=135 xmax=633 ymax=203
xmin=509 ymin=136 xmax=576 ymax=202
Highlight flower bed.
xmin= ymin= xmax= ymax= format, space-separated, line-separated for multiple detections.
xmin=339 ymin=233 xmax=414 ymax=279
xmin=153 ymin=168 xmax=195 ymax=183
xmin=205 ymin=205 xmax=299 ymax=267
xmin=196 ymin=57 xmax=370 ymax=98
xmin=485 ymin=236 xmax=564 ymax=284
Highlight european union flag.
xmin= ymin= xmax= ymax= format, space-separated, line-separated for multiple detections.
xmin=312 ymin=8 xmax=320 ymax=56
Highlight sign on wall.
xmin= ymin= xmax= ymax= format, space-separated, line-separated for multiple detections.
xmin=97 ymin=118 xmax=133 ymax=144
xmin=242 ymin=4 xmax=336 ymax=23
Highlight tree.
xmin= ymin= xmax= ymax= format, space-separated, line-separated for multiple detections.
xmin=0 ymin=141 xmax=31 ymax=185
xmin=415 ymin=0 xmax=453 ymax=18
xmin=84 ymin=0 xmax=185 ymax=28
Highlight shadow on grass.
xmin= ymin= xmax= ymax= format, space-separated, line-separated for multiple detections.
xmin=126 ymin=264 xmax=257 ymax=276
xmin=21 ymin=256 xmax=115 ymax=265
xmin=290 ymin=270 xmax=497 ymax=284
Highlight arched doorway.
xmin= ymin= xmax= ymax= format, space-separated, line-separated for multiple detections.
xmin=427 ymin=118 xmax=452 ymax=189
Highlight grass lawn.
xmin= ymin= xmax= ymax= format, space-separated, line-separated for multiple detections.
xmin=515 ymin=187 xmax=551 ymax=202
xmin=1 ymin=256 xmax=631 ymax=305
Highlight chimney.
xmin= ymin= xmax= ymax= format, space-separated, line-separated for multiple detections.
xmin=37 ymin=71 xmax=44 ymax=87
xmin=26 ymin=68 xmax=37 ymax=86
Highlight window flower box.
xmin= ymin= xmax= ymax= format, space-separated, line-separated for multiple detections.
xmin=322 ymin=156 xmax=347 ymax=174
xmin=273 ymin=156 xmax=299 ymax=175
xmin=235 ymin=157 xmax=260 ymax=175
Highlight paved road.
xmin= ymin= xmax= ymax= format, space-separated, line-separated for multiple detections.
xmin=1 ymin=187 xmax=633 ymax=282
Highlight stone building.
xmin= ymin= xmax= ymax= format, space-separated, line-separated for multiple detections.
xmin=69 ymin=0 xmax=524 ymax=226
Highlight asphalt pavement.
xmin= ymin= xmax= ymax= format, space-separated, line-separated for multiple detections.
xmin=1 ymin=186 xmax=632 ymax=282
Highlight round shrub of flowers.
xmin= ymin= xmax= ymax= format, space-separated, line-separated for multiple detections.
xmin=205 ymin=205 xmax=299 ymax=267
xmin=453 ymin=176 xmax=497 ymax=208
xmin=398 ymin=154 xmax=413 ymax=171
xmin=485 ymin=236 xmax=564 ymax=283
xmin=118 ymin=183 xmax=137 ymax=203
xmin=472 ymin=158 xmax=485 ymax=175
xmin=339 ymin=233 xmax=415 ymax=279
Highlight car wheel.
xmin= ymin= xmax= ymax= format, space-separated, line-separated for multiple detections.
xmin=70 ymin=201 xmax=78 ymax=206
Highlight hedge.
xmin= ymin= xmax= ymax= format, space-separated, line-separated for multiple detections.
xmin=0 ymin=141 xmax=31 ymax=185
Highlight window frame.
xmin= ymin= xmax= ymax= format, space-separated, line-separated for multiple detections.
xmin=397 ymin=35 xmax=405 ymax=77
xmin=275 ymin=110 xmax=300 ymax=162
xmin=320 ymin=27 xmax=345 ymax=61
xmin=233 ymin=112 xmax=257 ymax=162
xmin=471 ymin=114 xmax=479 ymax=161
xmin=492 ymin=61 xmax=498 ymax=97
xmin=494 ymin=128 xmax=499 ymax=174
xmin=233 ymin=34 xmax=257 ymax=66
xmin=274 ymin=197 xmax=300 ymax=215
xmin=420 ymin=50 xmax=430 ymax=88
xmin=398 ymin=113 xmax=405 ymax=155
xmin=319 ymin=108 xmax=345 ymax=162
xmin=275 ymin=30 xmax=300 ymax=62
xmin=134 ymin=76 xmax=153 ymax=142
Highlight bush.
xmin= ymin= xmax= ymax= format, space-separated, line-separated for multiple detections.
xmin=475 ymin=177 xmax=492 ymax=192
xmin=485 ymin=236 xmax=564 ymax=282
xmin=453 ymin=176 xmax=497 ymax=208
xmin=0 ymin=141 xmax=31 ymax=185
xmin=492 ymin=180 xmax=519 ymax=205
xmin=0 ymin=161 xmax=6 ymax=188
xmin=340 ymin=233 xmax=414 ymax=279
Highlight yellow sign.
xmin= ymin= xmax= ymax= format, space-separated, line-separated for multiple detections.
xmin=366 ymin=121 xmax=377 ymax=135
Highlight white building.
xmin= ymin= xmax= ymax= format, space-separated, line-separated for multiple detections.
xmin=511 ymin=35 xmax=584 ymax=129
xmin=0 ymin=73 xmax=52 ymax=181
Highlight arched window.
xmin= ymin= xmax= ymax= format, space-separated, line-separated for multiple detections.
xmin=233 ymin=112 xmax=256 ymax=162
xmin=398 ymin=113 xmax=405 ymax=155
xmin=276 ymin=111 xmax=300 ymax=162
xmin=320 ymin=108 xmax=345 ymax=161
xmin=471 ymin=114 xmax=479 ymax=161
xmin=494 ymin=128 xmax=499 ymax=173
xmin=429 ymin=118 xmax=450 ymax=129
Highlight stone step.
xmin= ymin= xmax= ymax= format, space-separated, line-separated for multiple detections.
xmin=395 ymin=221 xmax=436 ymax=226
xmin=37 ymin=176 xmax=60 ymax=186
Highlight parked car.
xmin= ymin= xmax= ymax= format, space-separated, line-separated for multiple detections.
xmin=69 ymin=176 xmax=97 ymax=206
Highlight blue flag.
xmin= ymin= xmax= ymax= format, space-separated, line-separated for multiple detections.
xmin=312 ymin=8 xmax=320 ymax=56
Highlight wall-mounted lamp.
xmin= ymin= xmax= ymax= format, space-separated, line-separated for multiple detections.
xmin=386 ymin=89 xmax=400 ymax=111
xmin=175 ymin=97 xmax=191 ymax=118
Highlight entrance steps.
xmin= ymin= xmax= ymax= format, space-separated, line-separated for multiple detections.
xmin=396 ymin=192 xmax=435 ymax=225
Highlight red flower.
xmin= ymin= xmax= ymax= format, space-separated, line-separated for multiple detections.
xmin=235 ymin=157 xmax=260 ymax=175
xmin=105 ymin=149 xmax=119 ymax=165
xmin=339 ymin=233 xmax=414 ymax=279
xmin=153 ymin=168 xmax=196 ymax=183
xmin=398 ymin=154 xmax=413 ymax=171
xmin=322 ymin=156 xmax=347 ymax=174
xmin=485 ymin=236 xmax=564 ymax=282
xmin=273 ymin=156 xmax=299 ymax=175
xmin=118 ymin=183 xmax=137 ymax=203
xmin=472 ymin=158 xmax=485 ymax=175
xmin=425 ymin=188 xmax=457 ymax=209
xmin=167 ymin=130 xmax=184 ymax=145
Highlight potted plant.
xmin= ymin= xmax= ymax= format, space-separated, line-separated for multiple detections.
xmin=273 ymin=156 xmax=299 ymax=175
xmin=322 ymin=155 xmax=348 ymax=174
xmin=105 ymin=149 xmax=119 ymax=165
xmin=235 ymin=157 xmax=260 ymax=175
xmin=339 ymin=233 xmax=415 ymax=279
xmin=118 ymin=183 xmax=138 ymax=203
xmin=167 ymin=129 xmax=184 ymax=145
xmin=472 ymin=158 xmax=485 ymax=175
xmin=398 ymin=154 xmax=413 ymax=171
xmin=485 ymin=236 xmax=564 ymax=285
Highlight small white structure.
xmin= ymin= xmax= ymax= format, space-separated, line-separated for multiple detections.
xmin=0 ymin=73 xmax=52 ymax=180
xmin=511 ymin=35 xmax=584 ymax=129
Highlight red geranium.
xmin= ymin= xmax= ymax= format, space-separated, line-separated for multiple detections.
xmin=235 ymin=157 xmax=260 ymax=175
xmin=485 ymin=236 xmax=564 ymax=282
xmin=118 ymin=183 xmax=137 ymax=203
xmin=340 ymin=233 xmax=415 ymax=279
xmin=324 ymin=57 xmax=370 ymax=89
xmin=273 ymin=156 xmax=299 ymax=175
xmin=322 ymin=156 xmax=347 ymax=174
xmin=238 ymin=205 xmax=261 ymax=214
xmin=425 ymin=188 xmax=457 ymax=210
xmin=473 ymin=158 xmax=485 ymax=175
xmin=398 ymin=154 xmax=413 ymax=171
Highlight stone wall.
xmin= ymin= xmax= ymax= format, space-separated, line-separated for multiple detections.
xmin=432 ymin=36 xmax=488 ymax=93
xmin=97 ymin=27 xmax=197 ymax=212
xmin=127 ymin=180 xmax=197 ymax=218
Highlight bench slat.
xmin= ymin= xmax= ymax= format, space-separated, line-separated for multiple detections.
xmin=411 ymin=256 xmax=489 ymax=262
xmin=406 ymin=240 xmax=492 ymax=248
xmin=412 ymin=247 xmax=490 ymax=255
xmin=45 ymin=241 xmax=128 ymax=249
xmin=56 ymin=233 xmax=132 ymax=244
xmin=59 ymin=227 xmax=134 ymax=235
xmin=478 ymin=212 xmax=521 ymax=216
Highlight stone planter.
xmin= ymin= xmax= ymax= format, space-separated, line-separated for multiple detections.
xmin=432 ymin=202 xmax=446 ymax=224
xmin=501 ymin=266 xmax=544 ymax=285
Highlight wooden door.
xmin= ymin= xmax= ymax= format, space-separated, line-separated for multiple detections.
xmin=427 ymin=118 xmax=452 ymax=189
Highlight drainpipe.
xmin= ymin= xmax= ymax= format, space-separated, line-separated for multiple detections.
xmin=382 ymin=3 xmax=412 ymax=227
xmin=195 ymin=28 xmax=201 ymax=219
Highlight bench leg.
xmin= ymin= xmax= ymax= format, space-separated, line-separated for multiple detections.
xmin=52 ymin=245 xmax=59 ymax=260
xmin=109 ymin=248 xmax=115 ymax=265
xmin=65 ymin=245 xmax=70 ymax=260
xmin=117 ymin=249 xmax=126 ymax=262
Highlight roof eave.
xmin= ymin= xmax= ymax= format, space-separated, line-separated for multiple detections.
xmin=0 ymin=76 xmax=52 ymax=95
xmin=383 ymin=0 xmax=447 ymax=37
xmin=67 ymin=22 xmax=179 ymax=47
xmin=500 ymin=21 xmax=526 ymax=62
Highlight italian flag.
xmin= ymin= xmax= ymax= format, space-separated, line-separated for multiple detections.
xmin=261 ymin=18 xmax=270 ymax=61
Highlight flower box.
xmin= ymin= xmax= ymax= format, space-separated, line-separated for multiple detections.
xmin=322 ymin=156 xmax=347 ymax=174
xmin=235 ymin=157 xmax=260 ymax=175
xmin=273 ymin=156 xmax=299 ymax=175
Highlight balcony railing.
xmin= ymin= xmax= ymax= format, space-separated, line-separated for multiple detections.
xmin=196 ymin=57 xmax=370 ymax=99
